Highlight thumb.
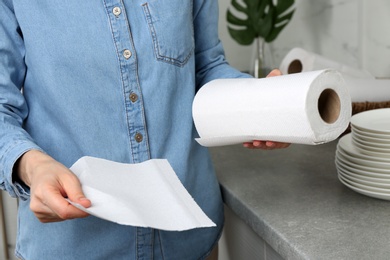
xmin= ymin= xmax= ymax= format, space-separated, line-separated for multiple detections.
xmin=266 ymin=69 xmax=282 ymax=77
xmin=63 ymin=175 xmax=92 ymax=209
xmin=73 ymin=196 xmax=92 ymax=209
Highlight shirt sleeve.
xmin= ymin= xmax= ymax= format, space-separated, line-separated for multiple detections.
xmin=0 ymin=0 xmax=43 ymax=200
xmin=193 ymin=0 xmax=251 ymax=90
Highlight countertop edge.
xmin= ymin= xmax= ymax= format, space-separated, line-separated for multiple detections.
xmin=220 ymin=184 xmax=308 ymax=260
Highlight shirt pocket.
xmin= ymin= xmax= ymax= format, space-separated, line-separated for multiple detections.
xmin=142 ymin=0 xmax=194 ymax=67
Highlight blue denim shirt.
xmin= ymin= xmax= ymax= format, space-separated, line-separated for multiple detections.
xmin=0 ymin=0 xmax=249 ymax=259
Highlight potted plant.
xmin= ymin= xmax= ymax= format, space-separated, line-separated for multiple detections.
xmin=227 ymin=0 xmax=295 ymax=77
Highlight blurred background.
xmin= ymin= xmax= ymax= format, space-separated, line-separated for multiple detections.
xmin=218 ymin=0 xmax=390 ymax=78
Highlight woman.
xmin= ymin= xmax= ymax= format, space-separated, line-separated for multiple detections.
xmin=0 ymin=0 xmax=288 ymax=259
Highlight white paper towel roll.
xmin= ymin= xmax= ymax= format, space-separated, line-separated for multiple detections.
xmin=343 ymin=75 xmax=390 ymax=102
xmin=192 ymin=69 xmax=352 ymax=147
xmin=279 ymin=48 xmax=374 ymax=79
xmin=279 ymin=48 xmax=390 ymax=102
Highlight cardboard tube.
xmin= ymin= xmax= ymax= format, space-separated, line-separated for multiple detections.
xmin=318 ymin=88 xmax=341 ymax=124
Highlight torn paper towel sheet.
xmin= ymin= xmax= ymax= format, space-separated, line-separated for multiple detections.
xmin=192 ymin=69 xmax=351 ymax=147
xmin=68 ymin=156 xmax=216 ymax=231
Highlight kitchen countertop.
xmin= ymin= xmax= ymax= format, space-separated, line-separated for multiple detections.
xmin=210 ymin=141 xmax=390 ymax=260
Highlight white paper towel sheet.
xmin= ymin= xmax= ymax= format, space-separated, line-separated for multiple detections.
xmin=279 ymin=47 xmax=374 ymax=79
xmin=192 ymin=69 xmax=351 ymax=147
xmin=68 ymin=156 xmax=216 ymax=231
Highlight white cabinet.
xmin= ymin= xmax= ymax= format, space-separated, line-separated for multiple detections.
xmin=219 ymin=206 xmax=283 ymax=260
xmin=0 ymin=191 xmax=18 ymax=260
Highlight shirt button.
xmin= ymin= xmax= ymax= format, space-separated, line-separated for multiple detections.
xmin=135 ymin=133 xmax=143 ymax=143
xmin=123 ymin=49 xmax=132 ymax=59
xmin=129 ymin=93 xmax=138 ymax=103
xmin=113 ymin=7 xmax=121 ymax=16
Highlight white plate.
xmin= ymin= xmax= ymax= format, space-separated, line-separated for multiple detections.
xmin=335 ymin=158 xmax=390 ymax=178
xmin=338 ymin=174 xmax=390 ymax=194
xmin=352 ymin=126 xmax=390 ymax=140
xmin=337 ymin=149 xmax=390 ymax=169
xmin=352 ymin=139 xmax=390 ymax=157
xmin=337 ymin=134 xmax=390 ymax=163
xmin=335 ymin=155 xmax=390 ymax=175
xmin=352 ymin=137 xmax=390 ymax=153
xmin=352 ymin=130 xmax=390 ymax=144
xmin=338 ymin=169 xmax=390 ymax=188
xmin=349 ymin=141 xmax=390 ymax=159
xmin=338 ymin=174 xmax=390 ymax=200
xmin=352 ymin=135 xmax=390 ymax=148
xmin=350 ymin=108 xmax=390 ymax=134
xmin=336 ymin=167 xmax=390 ymax=184
xmin=352 ymin=134 xmax=390 ymax=149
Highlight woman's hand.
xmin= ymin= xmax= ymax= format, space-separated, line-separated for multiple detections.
xmin=16 ymin=150 xmax=91 ymax=223
xmin=242 ymin=69 xmax=291 ymax=150
xmin=243 ymin=140 xmax=290 ymax=149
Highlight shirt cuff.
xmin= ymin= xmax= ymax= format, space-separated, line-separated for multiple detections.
xmin=1 ymin=140 xmax=44 ymax=201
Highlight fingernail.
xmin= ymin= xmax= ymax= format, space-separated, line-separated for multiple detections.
xmin=266 ymin=142 xmax=275 ymax=148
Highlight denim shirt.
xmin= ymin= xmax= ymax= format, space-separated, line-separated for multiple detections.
xmin=0 ymin=0 xmax=249 ymax=259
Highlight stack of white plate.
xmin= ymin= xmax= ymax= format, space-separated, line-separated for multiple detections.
xmin=335 ymin=108 xmax=390 ymax=200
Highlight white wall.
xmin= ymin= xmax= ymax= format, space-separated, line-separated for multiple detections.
xmin=218 ymin=0 xmax=390 ymax=78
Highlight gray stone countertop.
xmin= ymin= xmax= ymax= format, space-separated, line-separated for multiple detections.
xmin=210 ymin=141 xmax=390 ymax=260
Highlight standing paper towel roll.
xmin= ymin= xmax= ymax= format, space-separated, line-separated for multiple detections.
xmin=343 ymin=75 xmax=390 ymax=102
xmin=192 ymin=69 xmax=351 ymax=147
xmin=279 ymin=48 xmax=390 ymax=102
xmin=279 ymin=48 xmax=374 ymax=79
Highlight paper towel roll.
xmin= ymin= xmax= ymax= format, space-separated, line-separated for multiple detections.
xmin=279 ymin=48 xmax=374 ymax=79
xmin=343 ymin=75 xmax=390 ymax=102
xmin=279 ymin=48 xmax=390 ymax=102
xmin=192 ymin=69 xmax=351 ymax=147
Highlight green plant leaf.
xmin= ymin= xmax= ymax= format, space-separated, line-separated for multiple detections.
xmin=265 ymin=0 xmax=295 ymax=42
xmin=227 ymin=0 xmax=295 ymax=44
xmin=274 ymin=0 xmax=295 ymax=15
xmin=227 ymin=9 xmax=249 ymax=26
xmin=231 ymin=0 xmax=248 ymax=14
xmin=256 ymin=6 xmax=275 ymax=38
xmin=228 ymin=27 xmax=256 ymax=45
xmin=265 ymin=11 xmax=294 ymax=42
